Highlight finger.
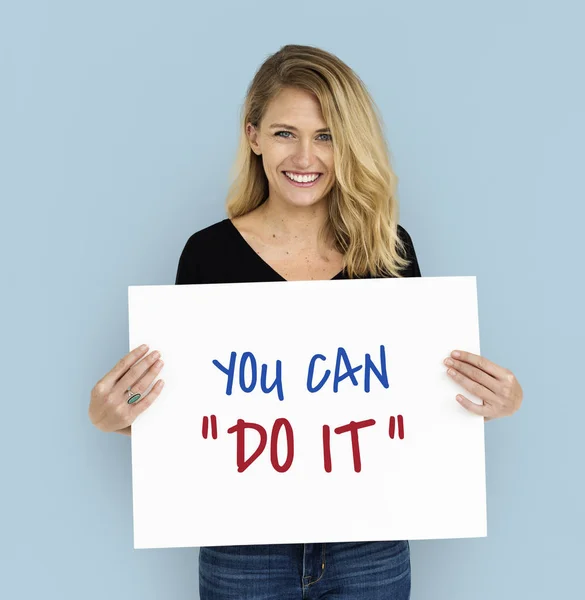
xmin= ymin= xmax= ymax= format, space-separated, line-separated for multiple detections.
xmin=125 ymin=355 xmax=164 ymax=403
xmin=116 ymin=350 xmax=163 ymax=398
xmin=444 ymin=357 xmax=501 ymax=395
xmin=450 ymin=350 xmax=509 ymax=381
xmin=128 ymin=378 xmax=165 ymax=413
xmin=98 ymin=344 xmax=150 ymax=389
xmin=456 ymin=394 xmax=491 ymax=417
xmin=446 ymin=365 xmax=499 ymax=404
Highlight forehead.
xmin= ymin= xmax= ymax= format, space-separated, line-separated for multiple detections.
xmin=263 ymin=87 xmax=326 ymax=127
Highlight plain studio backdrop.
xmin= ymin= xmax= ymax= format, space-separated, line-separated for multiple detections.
xmin=1 ymin=1 xmax=583 ymax=599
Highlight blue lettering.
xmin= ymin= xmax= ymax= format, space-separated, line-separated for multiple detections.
xmin=212 ymin=351 xmax=237 ymax=395
xmin=239 ymin=351 xmax=257 ymax=392
xmin=364 ymin=345 xmax=389 ymax=392
xmin=307 ymin=354 xmax=330 ymax=392
xmin=333 ymin=346 xmax=363 ymax=392
xmin=261 ymin=360 xmax=284 ymax=401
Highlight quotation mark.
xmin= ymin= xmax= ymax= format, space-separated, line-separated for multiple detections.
xmin=388 ymin=415 xmax=405 ymax=440
xmin=202 ymin=415 xmax=218 ymax=440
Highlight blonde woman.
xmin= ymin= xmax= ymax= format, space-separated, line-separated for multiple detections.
xmin=89 ymin=44 xmax=523 ymax=599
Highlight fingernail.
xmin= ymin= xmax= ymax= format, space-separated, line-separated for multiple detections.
xmin=444 ymin=358 xmax=454 ymax=366
xmin=452 ymin=351 xmax=460 ymax=358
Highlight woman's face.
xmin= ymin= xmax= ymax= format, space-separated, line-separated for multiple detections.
xmin=247 ymin=87 xmax=336 ymax=210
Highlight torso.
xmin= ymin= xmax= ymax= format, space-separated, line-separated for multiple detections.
xmin=175 ymin=217 xmax=420 ymax=286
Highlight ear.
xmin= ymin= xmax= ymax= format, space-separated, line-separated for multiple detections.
xmin=246 ymin=122 xmax=261 ymax=156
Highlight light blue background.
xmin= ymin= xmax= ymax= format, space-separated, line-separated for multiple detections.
xmin=2 ymin=1 xmax=583 ymax=598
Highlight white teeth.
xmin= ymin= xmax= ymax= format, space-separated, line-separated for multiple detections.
xmin=285 ymin=172 xmax=320 ymax=183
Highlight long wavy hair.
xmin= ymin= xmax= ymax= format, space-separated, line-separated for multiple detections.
xmin=225 ymin=44 xmax=411 ymax=278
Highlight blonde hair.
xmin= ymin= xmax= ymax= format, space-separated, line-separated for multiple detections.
xmin=226 ymin=44 xmax=411 ymax=278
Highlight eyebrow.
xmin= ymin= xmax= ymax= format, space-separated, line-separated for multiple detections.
xmin=269 ymin=123 xmax=331 ymax=133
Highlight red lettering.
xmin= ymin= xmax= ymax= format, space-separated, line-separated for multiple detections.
xmin=323 ymin=424 xmax=332 ymax=472
xmin=227 ymin=419 xmax=267 ymax=473
xmin=334 ymin=419 xmax=376 ymax=472
xmin=270 ymin=418 xmax=294 ymax=472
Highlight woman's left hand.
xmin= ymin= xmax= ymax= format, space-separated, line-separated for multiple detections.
xmin=443 ymin=350 xmax=523 ymax=421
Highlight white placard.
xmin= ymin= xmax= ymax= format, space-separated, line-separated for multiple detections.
xmin=128 ymin=276 xmax=486 ymax=549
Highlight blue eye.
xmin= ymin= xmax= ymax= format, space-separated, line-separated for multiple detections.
xmin=275 ymin=131 xmax=332 ymax=142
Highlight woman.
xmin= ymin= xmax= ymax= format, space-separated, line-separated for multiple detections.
xmin=89 ymin=44 xmax=523 ymax=600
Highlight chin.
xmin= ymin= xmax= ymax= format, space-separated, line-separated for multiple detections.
xmin=283 ymin=194 xmax=326 ymax=209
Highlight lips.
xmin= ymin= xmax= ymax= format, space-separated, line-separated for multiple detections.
xmin=282 ymin=172 xmax=322 ymax=187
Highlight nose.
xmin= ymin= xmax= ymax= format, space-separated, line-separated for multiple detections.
xmin=291 ymin=140 xmax=318 ymax=169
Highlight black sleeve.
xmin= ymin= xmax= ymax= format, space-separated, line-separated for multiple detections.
xmin=397 ymin=225 xmax=422 ymax=277
xmin=174 ymin=234 xmax=201 ymax=285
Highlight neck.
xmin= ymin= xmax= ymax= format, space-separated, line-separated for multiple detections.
xmin=257 ymin=195 xmax=331 ymax=247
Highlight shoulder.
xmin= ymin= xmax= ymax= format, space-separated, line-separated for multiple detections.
xmin=397 ymin=224 xmax=413 ymax=244
xmin=175 ymin=219 xmax=234 ymax=284
xmin=396 ymin=224 xmax=421 ymax=277
xmin=180 ymin=219 xmax=232 ymax=253
xmin=397 ymin=224 xmax=416 ymax=256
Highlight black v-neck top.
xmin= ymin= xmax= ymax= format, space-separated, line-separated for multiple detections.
xmin=175 ymin=218 xmax=421 ymax=285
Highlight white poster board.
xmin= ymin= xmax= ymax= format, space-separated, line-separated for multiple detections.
xmin=128 ymin=276 xmax=486 ymax=549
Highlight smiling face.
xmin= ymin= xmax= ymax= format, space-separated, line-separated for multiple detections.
xmin=246 ymin=87 xmax=336 ymax=210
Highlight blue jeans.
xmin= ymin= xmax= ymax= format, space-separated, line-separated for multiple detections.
xmin=199 ymin=540 xmax=411 ymax=599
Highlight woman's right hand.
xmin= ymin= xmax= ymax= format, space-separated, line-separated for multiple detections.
xmin=88 ymin=344 xmax=165 ymax=433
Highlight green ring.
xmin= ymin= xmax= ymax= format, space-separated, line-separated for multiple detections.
xmin=127 ymin=393 xmax=142 ymax=404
